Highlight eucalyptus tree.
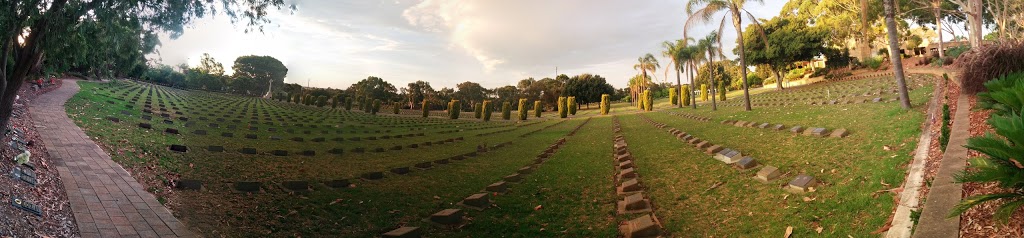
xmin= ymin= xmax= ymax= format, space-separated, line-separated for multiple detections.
xmin=685 ymin=0 xmax=767 ymax=111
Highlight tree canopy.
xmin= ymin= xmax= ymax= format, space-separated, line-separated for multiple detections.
xmin=562 ymin=74 xmax=615 ymax=105
xmin=232 ymin=55 xmax=288 ymax=97
xmin=740 ymin=16 xmax=828 ymax=88
xmin=348 ymin=76 xmax=398 ymax=101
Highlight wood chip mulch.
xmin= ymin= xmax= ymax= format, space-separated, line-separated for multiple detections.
xmin=959 ymin=96 xmax=1024 ymax=237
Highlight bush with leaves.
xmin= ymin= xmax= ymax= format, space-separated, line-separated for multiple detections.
xmin=316 ymin=95 xmax=327 ymax=107
xmin=700 ymin=84 xmax=708 ymax=101
xmin=940 ymin=104 xmax=951 ymax=151
xmin=474 ymin=103 xmax=482 ymax=119
xmin=568 ymin=96 xmax=577 ymax=115
xmin=501 ymin=102 xmax=512 ymax=120
xmin=345 ymin=98 xmax=353 ymax=111
xmin=643 ymin=90 xmax=653 ymax=111
xmin=681 ymin=85 xmax=691 ymax=106
xmin=558 ymin=97 xmax=568 ymax=118
xmin=955 ymin=41 xmax=1024 ymax=94
xmin=448 ymin=100 xmax=461 ymax=119
xmin=393 ymin=102 xmax=400 ymax=114
xmin=534 ymin=101 xmax=542 ymax=118
xmin=601 ymin=94 xmax=610 ymax=115
xmin=951 ymin=72 xmax=1024 ymax=223
xmin=518 ymin=99 xmax=528 ymax=120
xmin=718 ymin=83 xmax=726 ymax=101
xmin=421 ymin=100 xmax=429 ymax=118
xmin=371 ymin=99 xmax=381 ymax=115
xmin=482 ymin=100 xmax=493 ymax=121
xmin=669 ymin=88 xmax=678 ymax=105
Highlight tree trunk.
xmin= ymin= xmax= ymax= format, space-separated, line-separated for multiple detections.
xmin=774 ymin=68 xmax=784 ymax=89
xmin=708 ymin=52 xmax=717 ymax=111
xmin=859 ymin=0 xmax=872 ymax=61
xmin=884 ymin=0 xmax=912 ymax=109
xmin=733 ymin=10 xmax=752 ymax=111
xmin=967 ymin=0 xmax=983 ymax=48
xmin=934 ymin=4 xmax=945 ymax=59
xmin=689 ymin=61 xmax=696 ymax=109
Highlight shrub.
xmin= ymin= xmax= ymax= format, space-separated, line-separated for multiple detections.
xmin=947 ymin=45 xmax=970 ymax=58
xmin=451 ymin=100 xmax=462 ymax=119
xmin=955 ymin=41 xmax=1024 ymax=94
xmin=501 ymin=102 xmax=512 ymax=120
xmin=568 ymin=96 xmax=577 ymax=115
xmin=371 ymin=99 xmax=381 ymax=115
xmin=747 ymin=74 xmax=764 ymax=87
xmin=345 ymin=98 xmax=353 ymax=111
xmin=700 ymin=84 xmax=708 ymax=102
xmin=862 ymin=57 xmax=884 ymax=70
xmin=600 ymin=94 xmax=610 ymax=115
xmin=534 ymin=101 xmax=542 ymax=118
xmin=669 ymin=88 xmax=678 ymax=105
xmin=940 ymin=104 xmax=951 ymax=151
xmin=643 ymin=90 xmax=653 ymax=111
xmin=557 ymin=97 xmax=568 ymax=118
xmin=518 ymin=99 xmax=528 ymax=120
xmin=393 ymin=102 xmax=400 ymax=114
xmin=717 ymin=83 xmax=726 ymax=101
xmin=474 ymin=103 xmax=482 ymax=119
xmin=331 ymin=96 xmax=339 ymax=108
xmin=482 ymin=100 xmax=493 ymax=121
xmin=421 ymin=100 xmax=429 ymax=118
xmin=316 ymin=95 xmax=327 ymax=107
xmin=951 ymin=72 xmax=1024 ymax=223
xmin=681 ymin=85 xmax=691 ymax=106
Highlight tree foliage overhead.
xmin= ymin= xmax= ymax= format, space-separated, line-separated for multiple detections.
xmin=231 ymin=55 xmax=287 ymax=96
xmin=562 ymin=73 xmax=615 ymax=105
xmin=740 ymin=16 xmax=828 ymax=87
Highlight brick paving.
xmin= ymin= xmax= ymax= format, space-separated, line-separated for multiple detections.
xmin=30 ymin=80 xmax=192 ymax=238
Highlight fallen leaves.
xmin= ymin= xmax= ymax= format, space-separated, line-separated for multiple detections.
xmin=784 ymin=226 xmax=793 ymax=238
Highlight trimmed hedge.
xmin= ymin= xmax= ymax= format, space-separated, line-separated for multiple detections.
xmin=474 ymin=103 xmax=482 ymax=119
xmin=567 ymin=96 xmax=577 ymax=115
xmin=518 ymin=99 xmax=528 ymax=120
xmin=681 ymin=85 xmax=691 ymax=106
xmin=643 ymin=90 xmax=653 ymax=111
xmin=718 ymin=83 xmax=726 ymax=101
xmin=501 ymin=102 xmax=512 ymax=120
xmin=669 ymin=87 xmax=678 ymax=105
xmin=534 ymin=101 xmax=542 ymax=118
xmin=600 ymin=94 xmax=610 ymax=115
xmin=393 ymin=102 xmax=400 ymax=114
xmin=448 ymin=100 xmax=461 ymax=119
xmin=482 ymin=100 xmax=493 ymax=121
xmin=345 ymin=98 xmax=353 ymax=111
xmin=940 ymin=103 xmax=951 ymax=151
xmin=371 ymin=99 xmax=381 ymax=115
xmin=557 ymin=96 xmax=568 ymax=118
xmin=421 ymin=100 xmax=429 ymax=117
xmin=700 ymin=84 xmax=708 ymax=101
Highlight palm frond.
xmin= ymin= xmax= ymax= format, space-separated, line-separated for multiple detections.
xmin=743 ymin=9 xmax=770 ymax=50
xmin=949 ymin=193 xmax=1024 ymax=217
xmin=994 ymin=197 xmax=1024 ymax=224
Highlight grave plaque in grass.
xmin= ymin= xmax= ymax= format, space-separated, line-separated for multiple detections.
xmin=789 ymin=126 xmax=804 ymax=134
xmin=207 ymin=146 xmax=224 ymax=152
xmin=281 ymin=181 xmax=309 ymax=191
xmin=164 ymin=128 xmax=179 ymax=134
xmin=714 ymin=149 xmax=743 ymax=164
xmin=267 ymin=128 xmax=277 ymax=132
xmin=243 ymin=134 xmax=257 ymax=139
xmin=618 ymin=160 xmax=634 ymax=170
xmin=162 ymin=120 xmax=173 ymax=125
xmin=382 ymin=227 xmax=421 ymax=238
xmin=787 ymin=174 xmax=817 ymax=193
xmin=616 ymin=178 xmax=642 ymax=195
xmin=226 ymin=125 xmax=236 ymax=129
xmin=414 ymin=162 xmax=432 ymax=169
xmin=428 ymin=209 xmax=464 ymax=225
xmin=617 ymin=167 xmax=636 ymax=180
xmin=240 ymin=148 xmax=257 ymax=154
xmin=830 ymin=128 xmax=849 ymax=138
xmin=734 ymin=157 xmax=758 ymax=170
xmin=619 ymin=214 xmax=661 ymax=238
xmin=169 ymin=145 xmax=188 ymax=153
xmin=137 ymin=123 xmax=152 ymax=129
xmin=758 ymin=123 xmax=770 ymax=129
xmin=617 ymin=192 xmax=652 ymax=214
xmin=143 ymin=109 xmax=153 ymax=114
xmin=141 ymin=115 xmax=152 ymax=120
xmin=459 ymin=193 xmax=490 ymax=210
xmin=373 ymin=147 xmax=386 ymax=153
xmin=209 ymin=123 xmax=219 ymax=128
xmin=271 ymin=150 xmax=289 ymax=156
xmin=221 ymin=132 xmax=233 ymax=138
xmin=234 ymin=182 xmax=261 ymax=192
xmin=106 ymin=117 xmax=120 ymax=123
xmin=772 ymin=124 xmax=786 ymax=131
xmin=290 ymin=137 xmax=304 ymax=142
xmin=324 ymin=179 xmax=351 ymax=189
xmin=160 ymin=113 xmax=171 ymax=118
xmin=695 ymin=141 xmax=711 ymax=149
xmin=755 ymin=166 xmax=781 ymax=182
xmin=484 ymin=181 xmax=508 ymax=193
xmin=807 ymin=127 xmax=828 ymax=137
xmin=390 ymin=167 xmax=411 ymax=175
xmin=872 ymin=97 xmax=882 ymax=102
xmin=175 ymin=179 xmax=202 ymax=190
xmin=361 ymin=171 xmax=384 ymax=180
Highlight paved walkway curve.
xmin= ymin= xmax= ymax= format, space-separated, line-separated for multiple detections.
xmin=30 ymin=80 xmax=193 ymax=238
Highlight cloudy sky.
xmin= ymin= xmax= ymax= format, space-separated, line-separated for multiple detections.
xmin=150 ymin=0 xmax=786 ymax=89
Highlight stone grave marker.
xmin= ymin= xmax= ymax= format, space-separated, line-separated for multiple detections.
xmin=382 ymin=227 xmax=421 ymax=238
xmin=193 ymin=130 xmax=207 ymax=135
xmin=787 ymin=174 xmax=817 ymax=193
xmin=617 ymin=192 xmax=652 ymax=214
xmin=714 ymin=149 xmax=743 ymax=164
xmin=830 ymin=128 xmax=849 ymax=138
xmin=221 ymin=132 xmax=234 ymax=138
xmin=753 ymin=165 xmax=782 ymax=182
xmin=138 ymin=123 xmax=152 ymax=129
xmin=234 ymin=182 xmax=261 ymax=192
xmin=361 ymin=171 xmax=384 ymax=180
xmin=428 ymin=209 xmax=464 ymax=225
xmin=807 ymin=127 xmax=828 ymax=137
xmin=705 ymin=145 xmax=723 ymax=155
xmin=281 ymin=181 xmax=309 ymax=192
xmin=789 ymin=126 xmax=804 ymax=134
xmin=503 ymin=173 xmax=522 ymax=183
xmin=618 ymin=160 xmax=634 ymax=170
xmin=618 ymin=214 xmax=660 ymax=238
xmin=169 ymin=145 xmax=188 ymax=153
xmin=240 ymin=148 xmax=257 ymax=154
xmin=324 ymin=179 xmax=351 ymax=189
xmin=734 ymin=157 xmax=758 ymax=170
xmin=390 ymin=167 xmax=411 ymax=175
xmin=459 ymin=193 xmax=490 ymax=210
xmin=485 ymin=181 xmax=507 ymax=193
xmin=772 ymin=124 xmax=785 ymax=131
xmin=617 ymin=178 xmax=642 ymax=195
xmin=164 ymin=128 xmax=179 ymax=134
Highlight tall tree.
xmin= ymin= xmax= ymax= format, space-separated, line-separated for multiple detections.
xmin=403 ymin=81 xmax=434 ymax=109
xmin=632 ymin=53 xmax=659 ymax=108
xmin=563 ymin=73 xmax=615 ymax=108
xmin=348 ymin=76 xmax=398 ymax=102
xmin=197 ymin=53 xmax=225 ymax=76
xmin=232 ymin=55 xmax=288 ymax=98
xmin=697 ymin=32 xmax=721 ymax=110
xmin=740 ymin=16 xmax=826 ymax=90
xmin=686 ymin=0 xmax=767 ymax=111
xmin=455 ymin=81 xmax=488 ymax=108
xmin=662 ymin=40 xmax=690 ymax=107
xmin=884 ymin=0 xmax=912 ymax=109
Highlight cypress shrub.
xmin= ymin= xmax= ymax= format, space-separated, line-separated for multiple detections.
xmin=449 ymin=100 xmax=461 ymax=119
xmin=421 ymin=100 xmax=429 ymax=118
xmin=482 ymin=100 xmax=493 ymax=121
xmin=501 ymin=102 xmax=512 ymax=120
xmin=681 ymin=85 xmax=691 ymax=106
xmin=534 ymin=101 xmax=542 ymax=118
xmin=518 ymin=99 xmax=528 ymax=120
xmin=644 ymin=90 xmax=653 ymax=111
xmin=474 ymin=103 xmax=482 ymax=119
xmin=393 ymin=102 xmax=401 ymax=114
xmin=316 ymin=95 xmax=328 ymax=107
xmin=718 ymin=83 xmax=726 ymax=101
xmin=940 ymin=104 xmax=951 ymax=151
xmin=568 ymin=96 xmax=577 ymax=115
xmin=345 ymin=98 xmax=353 ymax=111
xmin=669 ymin=88 xmax=678 ymax=105
xmin=600 ymin=94 xmax=610 ymax=115
xmin=557 ymin=96 xmax=568 ymax=118
xmin=700 ymin=84 xmax=708 ymax=101
xmin=331 ymin=97 xmax=339 ymax=108
xmin=373 ymin=99 xmax=382 ymax=114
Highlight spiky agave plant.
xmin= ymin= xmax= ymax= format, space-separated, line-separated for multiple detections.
xmin=951 ymin=72 xmax=1024 ymax=223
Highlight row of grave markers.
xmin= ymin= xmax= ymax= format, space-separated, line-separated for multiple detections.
xmin=612 ymin=117 xmax=663 ymax=238
xmin=638 ymin=115 xmax=820 ymax=194
xmin=381 ymin=118 xmax=591 ymax=237
xmin=7 ymin=96 xmax=43 ymax=217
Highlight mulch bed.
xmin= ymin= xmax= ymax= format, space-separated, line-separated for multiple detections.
xmin=0 ymin=80 xmax=78 ymax=237
xmin=959 ymin=97 xmax=1023 ymax=237
xmin=918 ymin=71 xmax=960 ymax=202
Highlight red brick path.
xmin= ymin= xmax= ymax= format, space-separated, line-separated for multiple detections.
xmin=30 ymin=80 xmax=192 ymax=238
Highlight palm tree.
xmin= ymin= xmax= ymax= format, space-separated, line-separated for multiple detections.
xmin=632 ymin=53 xmax=660 ymax=108
xmin=883 ymin=0 xmax=912 ymax=109
xmin=685 ymin=44 xmax=701 ymax=109
xmin=698 ymin=32 xmax=722 ymax=110
xmin=662 ymin=40 xmax=687 ymax=108
xmin=685 ymin=0 xmax=766 ymax=111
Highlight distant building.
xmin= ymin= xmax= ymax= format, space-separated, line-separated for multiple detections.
xmin=925 ymin=40 xmax=970 ymax=57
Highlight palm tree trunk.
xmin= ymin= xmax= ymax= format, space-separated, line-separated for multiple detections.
xmin=675 ymin=62 xmax=682 ymax=108
xmin=689 ymin=62 xmax=696 ymax=109
xmin=733 ymin=12 xmax=752 ymax=111
xmin=708 ymin=52 xmax=717 ymax=111
xmin=884 ymin=0 xmax=912 ymax=109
